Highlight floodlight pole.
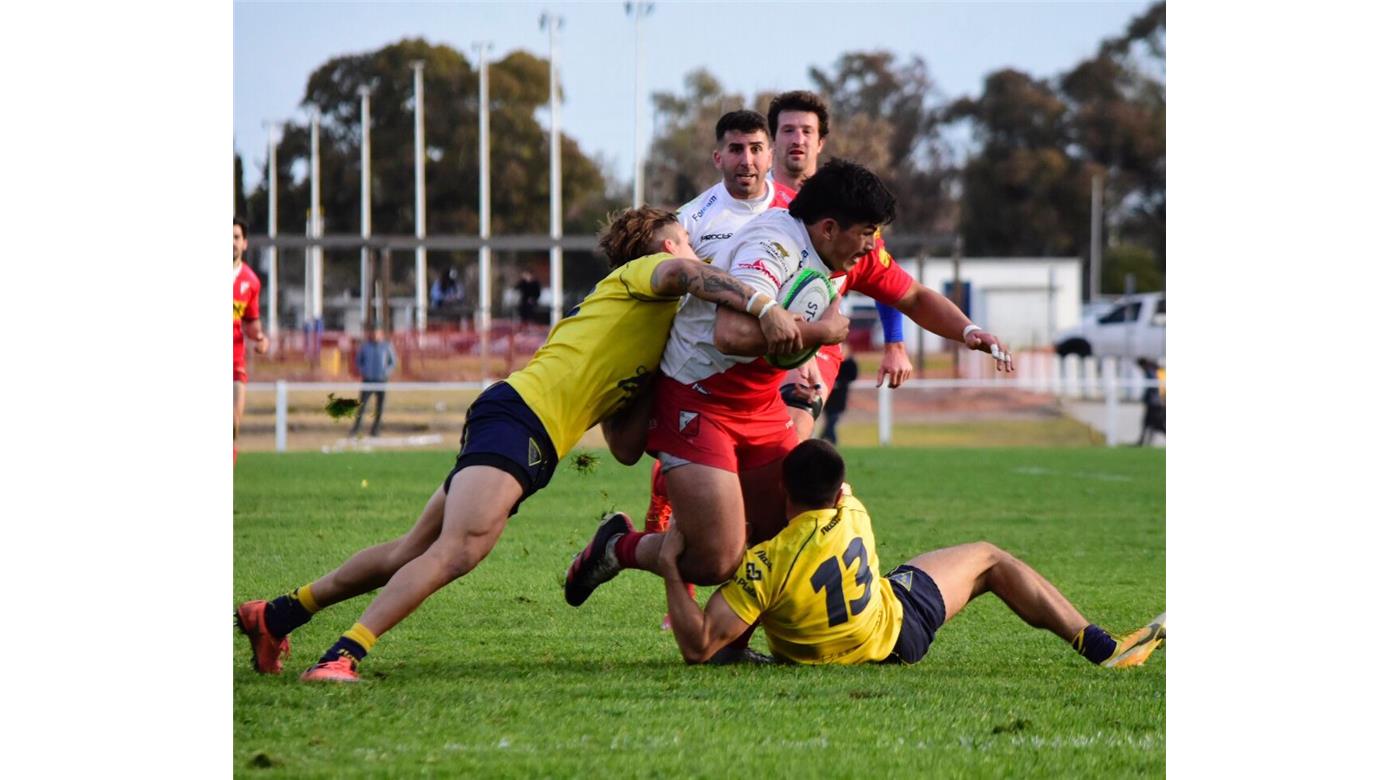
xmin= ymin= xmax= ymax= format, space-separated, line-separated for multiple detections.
xmin=411 ymin=60 xmax=427 ymax=334
xmin=627 ymin=2 xmax=653 ymax=208
xmin=474 ymin=42 xmax=494 ymax=378
xmin=1090 ymin=172 xmax=1103 ymax=301
xmin=359 ymin=85 xmax=372 ymax=332
xmin=263 ymin=121 xmax=280 ymax=338
xmin=309 ymin=109 xmax=323 ymax=326
xmin=543 ymin=12 xmax=564 ymax=325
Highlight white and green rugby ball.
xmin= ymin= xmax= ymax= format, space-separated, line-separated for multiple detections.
xmin=765 ymin=268 xmax=837 ymax=370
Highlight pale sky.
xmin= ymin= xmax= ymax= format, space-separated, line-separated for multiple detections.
xmin=234 ymin=0 xmax=1154 ymax=190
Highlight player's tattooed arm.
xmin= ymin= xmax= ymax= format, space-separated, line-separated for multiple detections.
xmin=654 ymin=257 xmax=802 ymax=354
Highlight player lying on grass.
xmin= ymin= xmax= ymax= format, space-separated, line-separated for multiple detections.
xmin=657 ymin=439 xmax=1165 ymax=668
xmin=236 ymin=207 xmax=811 ymax=682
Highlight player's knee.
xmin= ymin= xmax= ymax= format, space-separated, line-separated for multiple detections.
xmin=974 ymin=541 xmax=1009 ymax=567
xmin=682 ymin=544 xmax=742 ymax=586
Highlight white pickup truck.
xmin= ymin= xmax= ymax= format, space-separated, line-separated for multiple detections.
xmin=1054 ymin=292 xmax=1165 ymax=359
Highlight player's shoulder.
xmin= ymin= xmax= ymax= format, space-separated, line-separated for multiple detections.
xmin=677 ymin=182 xmax=726 ymax=226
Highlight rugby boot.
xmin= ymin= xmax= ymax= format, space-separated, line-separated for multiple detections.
xmin=1101 ymin=612 xmax=1166 ymax=668
xmin=235 ymin=600 xmax=291 ymax=674
xmin=564 ymin=512 xmax=633 ymax=607
xmin=300 ymin=656 xmax=360 ymax=683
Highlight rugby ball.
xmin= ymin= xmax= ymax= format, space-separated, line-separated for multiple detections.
xmin=765 ymin=268 xmax=837 ymax=370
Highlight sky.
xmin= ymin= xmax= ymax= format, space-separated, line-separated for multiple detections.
xmin=234 ymin=0 xmax=1153 ymax=191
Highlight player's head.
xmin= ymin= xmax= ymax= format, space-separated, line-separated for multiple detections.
xmin=782 ymin=439 xmax=846 ymax=511
xmin=712 ymin=110 xmax=771 ymax=201
xmin=789 ymin=158 xmax=897 ymax=272
xmin=233 ymin=216 xmax=249 ymax=263
xmin=598 ymin=207 xmax=696 ymax=268
xmin=767 ymin=91 xmax=829 ymax=183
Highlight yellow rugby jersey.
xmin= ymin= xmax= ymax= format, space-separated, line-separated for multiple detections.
xmin=505 ymin=253 xmax=681 ymax=458
xmin=718 ymin=495 xmax=903 ymax=665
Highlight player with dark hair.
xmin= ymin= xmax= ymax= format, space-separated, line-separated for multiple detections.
xmin=659 ymin=439 xmax=1166 ymax=669
xmin=566 ymin=160 xmax=893 ymax=609
xmin=676 ymin=110 xmax=775 ymax=263
xmin=236 ymin=207 xmax=802 ymax=682
xmin=233 ymin=216 xmax=270 ymax=466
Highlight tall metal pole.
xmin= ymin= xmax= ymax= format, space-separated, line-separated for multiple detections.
xmin=263 ymin=121 xmax=279 ymax=339
xmin=358 ymin=86 xmax=372 ymax=333
xmin=627 ymin=2 xmax=653 ymax=208
xmin=309 ymin=109 xmax=323 ymax=326
xmin=474 ymin=42 xmax=494 ymax=378
xmin=1090 ymin=172 xmax=1103 ymax=301
xmin=543 ymin=12 xmax=564 ymax=325
xmin=411 ymin=61 xmax=427 ymax=334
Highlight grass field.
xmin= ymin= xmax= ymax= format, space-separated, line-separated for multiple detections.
xmin=234 ymin=446 xmax=1164 ymax=777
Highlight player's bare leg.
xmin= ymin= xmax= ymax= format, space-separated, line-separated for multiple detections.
xmin=740 ymin=458 xmax=789 ymax=545
xmin=233 ymin=381 xmax=247 ymax=465
xmin=301 ymin=467 xmax=521 ymax=681
xmin=356 ymin=468 xmax=519 ymax=635
xmin=908 ymin=542 xmax=1088 ymax=638
xmin=611 ymin=462 xmax=746 ymax=586
xmin=236 ymin=488 xmax=448 ymax=674
xmin=306 ymin=487 xmax=449 ymax=608
xmin=908 ymin=542 xmax=1164 ymax=667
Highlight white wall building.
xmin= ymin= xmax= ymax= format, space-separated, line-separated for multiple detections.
xmin=849 ymin=256 xmax=1082 ymax=352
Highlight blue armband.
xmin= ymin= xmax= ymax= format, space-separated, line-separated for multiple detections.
xmin=876 ymin=301 xmax=904 ymax=344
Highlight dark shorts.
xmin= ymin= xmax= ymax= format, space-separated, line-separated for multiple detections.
xmin=443 ymin=382 xmax=559 ymax=516
xmin=883 ymin=565 xmax=947 ymax=664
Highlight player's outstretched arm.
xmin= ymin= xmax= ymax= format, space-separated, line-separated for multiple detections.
xmin=652 ymin=257 xmax=802 ymax=355
xmin=657 ymin=530 xmax=752 ymax=664
xmin=894 ymin=283 xmax=1014 ymax=372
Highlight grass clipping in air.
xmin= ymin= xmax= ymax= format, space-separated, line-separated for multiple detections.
xmin=571 ymin=452 xmax=600 ymax=475
xmin=324 ymin=394 xmax=360 ymax=420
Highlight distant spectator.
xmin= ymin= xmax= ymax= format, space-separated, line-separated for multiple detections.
xmin=514 ymin=269 xmax=542 ymax=324
xmin=820 ymin=353 xmax=860 ymax=445
xmin=430 ymin=268 xmax=464 ymax=309
xmin=1137 ymin=358 xmax=1165 ymax=446
xmin=350 ymin=329 xmax=398 ymax=438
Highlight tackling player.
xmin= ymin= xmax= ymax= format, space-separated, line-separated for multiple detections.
xmin=661 ymin=439 xmax=1166 ymax=669
xmin=233 ymin=217 xmax=270 ymax=466
xmin=235 ymin=207 xmax=803 ymax=682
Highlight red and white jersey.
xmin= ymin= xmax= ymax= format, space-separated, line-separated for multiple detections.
xmin=660 ymin=209 xmax=828 ymax=402
xmin=676 ymin=180 xmax=776 ymax=263
xmin=771 ymin=180 xmax=798 ymax=209
xmin=830 ymin=232 xmax=915 ymax=305
xmin=233 ymin=261 xmax=262 ymax=349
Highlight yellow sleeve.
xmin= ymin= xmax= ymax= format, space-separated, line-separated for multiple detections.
xmin=717 ymin=548 xmax=768 ymax=624
xmin=616 ymin=253 xmax=679 ymax=302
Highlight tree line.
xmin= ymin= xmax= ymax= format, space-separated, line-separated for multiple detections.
xmin=236 ymin=2 xmax=1163 ymax=300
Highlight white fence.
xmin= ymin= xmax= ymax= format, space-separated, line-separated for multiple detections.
xmin=246 ymin=353 xmax=1160 ymax=452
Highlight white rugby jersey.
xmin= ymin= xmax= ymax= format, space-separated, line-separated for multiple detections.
xmin=660 ymin=208 xmax=831 ymax=398
xmin=676 ymin=180 xmax=775 ymax=264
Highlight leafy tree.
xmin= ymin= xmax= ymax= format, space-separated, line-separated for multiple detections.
xmin=243 ymin=38 xmax=610 ymax=305
xmin=645 ymin=69 xmax=750 ymax=208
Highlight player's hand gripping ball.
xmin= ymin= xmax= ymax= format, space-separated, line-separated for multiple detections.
xmin=766 ymin=268 xmax=837 ymax=370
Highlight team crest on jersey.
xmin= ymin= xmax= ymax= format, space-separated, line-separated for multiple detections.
xmin=760 ymin=241 xmax=790 ymax=261
xmin=889 ymin=570 xmax=915 ymax=593
xmin=878 ymin=247 xmax=893 ymax=268
xmin=745 ymin=562 xmax=763 ymax=581
xmin=678 ymin=410 xmax=700 ymax=437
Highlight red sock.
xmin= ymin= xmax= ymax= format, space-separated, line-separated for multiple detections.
xmin=644 ymin=461 xmax=672 ymax=533
xmin=233 ymin=445 xmax=239 ymax=466
xmin=614 ymin=531 xmax=653 ymax=569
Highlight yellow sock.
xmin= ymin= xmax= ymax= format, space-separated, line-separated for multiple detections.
xmin=344 ymin=622 xmax=379 ymax=653
xmin=292 ymin=584 xmax=321 ymax=613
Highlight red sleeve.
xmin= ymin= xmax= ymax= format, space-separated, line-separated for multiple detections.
xmin=244 ymin=272 xmax=261 ymax=322
xmin=844 ymin=235 xmax=915 ymax=306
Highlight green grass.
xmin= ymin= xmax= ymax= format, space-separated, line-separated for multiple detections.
xmin=235 ymin=447 xmax=1164 ymax=777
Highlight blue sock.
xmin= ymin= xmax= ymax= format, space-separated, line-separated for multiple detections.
xmin=318 ymin=636 xmax=369 ymax=665
xmin=1072 ymin=625 xmax=1117 ymax=665
xmin=264 ymin=595 xmax=313 ymax=638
